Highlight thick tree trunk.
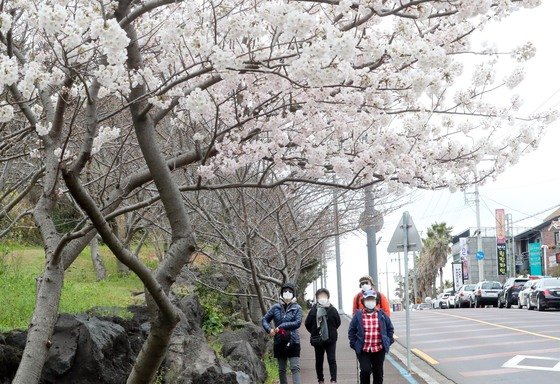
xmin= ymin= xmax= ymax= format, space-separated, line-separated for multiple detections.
xmin=115 ymin=17 xmax=196 ymax=383
xmin=90 ymin=236 xmax=106 ymax=281
xmin=126 ymin=317 xmax=175 ymax=384
xmin=12 ymin=262 xmax=64 ymax=384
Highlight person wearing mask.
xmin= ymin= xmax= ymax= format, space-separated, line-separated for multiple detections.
xmin=262 ymin=282 xmax=303 ymax=384
xmin=352 ymin=275 xmax=391 ymax=316
xmin=348 ymin=290 xmax=394 ymax=384
xmin=304 ymin=288 xmax=341 ymax=384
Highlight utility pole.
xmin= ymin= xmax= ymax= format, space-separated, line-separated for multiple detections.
xmin=320 ymin=253 xmax=326 ymax=288
xmin=506 ymin=213 xmax=514 ymax=277
xmin=475 ymin=184 xmax=484 ymax=281
xmin=385 ymin=261 xmax=391 ymax=304
xmin=413 ymin=251 xmax=418 ymax=304
xmin=333 ymin=187 xmax=343 ymax=311
xmin=402 ymin=213 xmax=411 ymax=371
xmin=364 ymin=185 xmax=379 ymax=284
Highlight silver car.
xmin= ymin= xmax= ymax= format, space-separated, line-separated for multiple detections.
xmin=473 ymin=281 xmax=502 ymax=308
xmin=455 ymin=284 xmax=476 ymax=308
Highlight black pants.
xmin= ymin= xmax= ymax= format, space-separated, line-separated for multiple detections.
xmin=357 ymin=350 xmax=385 ymax=384
xmin=314 ymin=341 xmax=337 ymax=382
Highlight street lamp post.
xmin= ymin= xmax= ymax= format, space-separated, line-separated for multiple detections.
xmin=361 ymin=185 xmax=383 ymax=285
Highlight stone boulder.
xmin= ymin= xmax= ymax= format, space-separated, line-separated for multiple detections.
xmin=219 ymin=322 xmax=268 ymax=384
xmin=191 ymin=366 xmax=238 ymax=384
xmin=163 ymin=330 xmax=228 ymax=383
xmin=0 ymin=344 xmax=21 ymax=382
xmin=220 ymin=322 xmax=269 ymax=358
xmin=221 ymin=340 xmax=266 ymax=384
xmin=41 ymin=314 xmax=135 ymax=384
xmin=174 ymin=293 xmax=204 ymax=336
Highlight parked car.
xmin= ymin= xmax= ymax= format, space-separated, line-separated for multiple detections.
xmin=432 ymin=293 xmax=450 ymax=309
xmin=498 ymin=277 xmax=529 ymax=308
xmin=418 ymin=303 xmax=432 ymax=310
xmin=472 ymin=281 xmax=502 ymax=308
xmin=527 ymin=277 xmax=560 ymax=311
xmin=518 ymin=279 xmax=539 ymax=309
xmin=455 ymin=284 xmax=476 ymax=308
xmin=445 ymin=294 xmax=457 ymax=309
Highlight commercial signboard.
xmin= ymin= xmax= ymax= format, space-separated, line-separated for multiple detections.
xmin=495 ymin=209 xmax=506 ymax=245
xmin=528 ymin=242 xmax=542 ymax=276
xmin=497 ymin=243 xmax=507 ymax=276
xmin=495 ymin=209 xmax=507 ymax=276
xmin=452 ymin=262 xmax=464 ymax=291
xmin=459 ymin=237 xmax=469 ymax=280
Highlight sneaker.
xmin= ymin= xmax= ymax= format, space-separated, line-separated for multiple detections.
xmin=318 ymin=381 xmax=324 ymax=384
xmin=330 ymin=381 xmax=337 ymax=383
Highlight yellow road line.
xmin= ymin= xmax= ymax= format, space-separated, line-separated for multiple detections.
xmin=430 ymin=312 xmax=560 ymax=342
xmin=412 ymin=348 xmax=439 ymax=365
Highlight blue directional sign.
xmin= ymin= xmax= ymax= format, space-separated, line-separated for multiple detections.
xmin=476 ymin=251 xmax=485 ymax=260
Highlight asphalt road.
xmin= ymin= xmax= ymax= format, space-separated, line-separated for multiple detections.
xmin=391 ymin=306 xmax=560 ymax=384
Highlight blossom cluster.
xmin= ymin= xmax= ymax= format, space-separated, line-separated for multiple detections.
xmin=0 ymin=0 xmax=554 ymax=192
xmin=92 ymin=126 xmax=121 ymax=155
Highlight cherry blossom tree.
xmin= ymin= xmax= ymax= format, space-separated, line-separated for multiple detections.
xmin=0 ymin=0 xmax=555 ymax=383
xmin=185 ymin=173 xmax=364 ymax=320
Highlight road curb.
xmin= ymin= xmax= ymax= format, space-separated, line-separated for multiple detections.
xmin=390 ymin=340 xmax=457 ymax=384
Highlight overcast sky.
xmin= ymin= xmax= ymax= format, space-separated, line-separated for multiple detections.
xmin=307 ymin=0 xmax=560 ymax=314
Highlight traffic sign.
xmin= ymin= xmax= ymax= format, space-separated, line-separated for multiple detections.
xmin=387 ymin=213 xmax=422 ymax=253
xmin=476 ymin=251 xmax=485 ymax=260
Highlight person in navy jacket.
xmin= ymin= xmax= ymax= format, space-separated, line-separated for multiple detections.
xmin=348 ymin=290 xmax=394 ymax=384
xmin=262 ymin=282 xmax=303 ymax=384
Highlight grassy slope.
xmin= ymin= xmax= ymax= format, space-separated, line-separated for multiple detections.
xmin=1 ymin=244 xmax=281 ymax=383
xmin=0 ymin=244 xmax=145 ymax=331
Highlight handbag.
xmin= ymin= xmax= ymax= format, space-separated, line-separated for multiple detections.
xmin=310 ymin=334 xmax=323 ymax=347
xmin=277 ymin=328 xmax=291 ymax=343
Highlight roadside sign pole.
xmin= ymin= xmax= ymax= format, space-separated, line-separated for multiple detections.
xmin=402 ymin=212 xmax=411 ymax=371
xmin=387 ymin=211 xmax=422 ymax=374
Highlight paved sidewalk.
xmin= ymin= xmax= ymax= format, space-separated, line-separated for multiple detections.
xmin=299 ymin=314 xmax=428 ymax=383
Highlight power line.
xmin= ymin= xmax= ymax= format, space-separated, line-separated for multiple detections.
xmin=479 ymin=194 xmax=560 ymax=224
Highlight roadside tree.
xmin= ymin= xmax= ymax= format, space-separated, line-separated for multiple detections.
xmin=0 ymin=1 xmax=554 ymax=383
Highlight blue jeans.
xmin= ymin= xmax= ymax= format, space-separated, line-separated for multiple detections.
xmin=278 ymin=356 xmax=301 ymax=384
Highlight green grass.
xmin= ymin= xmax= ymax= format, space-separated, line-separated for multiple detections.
xmin=264 ymin=355 xmax=279 ymax=384
xmin=0 ymin=244 xmax=149 ymax=331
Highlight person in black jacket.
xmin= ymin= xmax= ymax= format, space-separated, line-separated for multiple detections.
xmin=304 ymin=288 xmax=341 ymax=384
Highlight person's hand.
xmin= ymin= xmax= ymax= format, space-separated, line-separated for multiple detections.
xmin=269 ymin=328 xmax=277 ymax=336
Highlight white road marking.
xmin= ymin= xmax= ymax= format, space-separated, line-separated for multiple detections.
xmin=502 ymin=355 xmax=560 ymax=372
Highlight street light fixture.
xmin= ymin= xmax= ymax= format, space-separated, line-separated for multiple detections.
xmin=541 ymin=244 xmax=549 ymax=276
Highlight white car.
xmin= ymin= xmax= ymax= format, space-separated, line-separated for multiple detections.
xmin=432 ymin=293 xmax=450 ymax=309
xmin=518 ymin=279 xmax=539 ymax=309
xmin=445 ymin=294 xmax=457 ymax=308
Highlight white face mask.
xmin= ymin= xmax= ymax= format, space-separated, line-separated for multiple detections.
xmin=364 ymin=300 xmax=377 ymax=310
xmin=361 ymin=284 xmax=372 ymax=292
xmin=318 ymin=298 xmax=329 ymax=306
xmin=282 ymin=291 xmax=294 ymax=301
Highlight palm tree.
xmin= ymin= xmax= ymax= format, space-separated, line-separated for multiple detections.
xmin=416 ymin=223 xmax=453 ymax=299
xmin=425 ymin=223 xmax=453 ymax=291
